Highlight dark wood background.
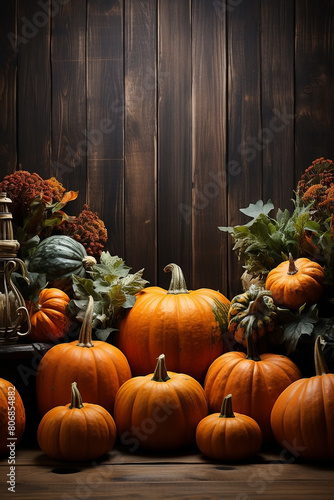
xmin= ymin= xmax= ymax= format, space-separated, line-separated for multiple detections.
xmin=1 ymin=0 xmax=334 ymax=299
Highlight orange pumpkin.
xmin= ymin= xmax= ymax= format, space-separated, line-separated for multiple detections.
xmin=271 ymin=336 xmax=334 ymax=461
xmin=196 ymin=394 xmax=263 ymax=461
xmin=36 ymin=296 xmax=132 ymax=416
xmin=37 ymin=382 xmax=117 ymax=461
xmin=204 ymin=337 xmax=302 ymax=441
xmin=26 ymin=288 xmax=71 ymax=342
xmin=265 ymin=253 xmax=325 ymax=310
xmin=0 ymin=379 xmax=26 ymax=454
xmin=115 ymin=263 xmax=231 ymax=382
xmin=113 ymin=354 xmax=208 ymax=451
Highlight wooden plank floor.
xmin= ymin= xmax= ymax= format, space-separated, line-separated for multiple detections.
xmin=1 ymin=441 xmax=333 ymax=499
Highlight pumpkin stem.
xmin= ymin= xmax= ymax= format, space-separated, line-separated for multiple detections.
xmin=76 ymin=295 xmax=94 ymax=347
xmin=164 ymin=263 xmax=190 ymax=295
xmin=314 ymin=335 xmax=329 ymax=376
xmin=219 ymin=394 xmax=235 ymax=418
xmin=151 ymin=354 xmax=171 ymax=382
xmin=69 ymin=382 xmax=84 ymax=409
xmin=246 ymin=290 xmax=274 ymax=316
xmin=245 ymin=330 xmax=262 ymax=361
xmin=83 ymin=255 xmax=97 ymax=269
xmin=287 ymin=253 xmax=298 ymax=275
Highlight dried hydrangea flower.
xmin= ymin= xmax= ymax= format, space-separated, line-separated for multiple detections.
xmin=57 ymin=204 xmax=107 ymax=258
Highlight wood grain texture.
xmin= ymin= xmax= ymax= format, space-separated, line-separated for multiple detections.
xmin=17 ymin=0 xmax=51 ymax=176
xmin=261 ymin=0 xmax=295 ymax=213
xmin=0 ymin=0 xmax=17 ymax=176
xmin=295 ymin=0 xmax=334 ymax=178
xmin=1 ymin=1 xmax=334 ymax=298
xmin=157 ymin=0 xmax=192 ymax=289
xmin=227 ymin=0 xmax=262 ymax=297
xmin=124 ymin=0 xmax=157 ymax=284
xmin=50 ymin=0 xmax=87 ymax=215
xmin=1 ymin=446 xmax=334 ymax=500
xmin=191 ymin=0 xmax=228 ymax=293
xmin=87 ymin=0 xmax=124 ymax=257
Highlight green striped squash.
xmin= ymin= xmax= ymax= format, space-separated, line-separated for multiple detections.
xmin=28 ymin=235 xmax=96 ymax=292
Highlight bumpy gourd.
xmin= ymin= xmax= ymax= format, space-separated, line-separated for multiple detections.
xmin=228 ymin=285 xmax=277 ymax=344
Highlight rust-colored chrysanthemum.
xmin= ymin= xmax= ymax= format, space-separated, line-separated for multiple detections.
xmin=302 ymin=184 xmax=326 ymax=204
xmin=297 ymin=157 xmax=334 ymax=195
xmin=0 ymin=171 xmax=54 ymax=221
xmin=57 ymin=204 xmax=107 ymax=258
xmin=45 ymin=177 xmax=66 ymax=202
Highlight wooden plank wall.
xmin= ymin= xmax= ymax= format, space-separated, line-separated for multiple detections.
xmin=1 ymin=0 xmax=334 ymax=299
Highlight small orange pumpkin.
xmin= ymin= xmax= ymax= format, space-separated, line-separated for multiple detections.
xmin=37 ymin=382 xmax=117 ymax=461
xmin=204 ymin=336 xmax=302 ymax=441
xmin=115 ymin=263 xmax=231 ymax=382
xmin=0 ymin=379 xmax=26 ymax=454
xmin=265 ymin=253 xmax=325 ymax=310
xmin=36 ymin=295 xmax=132 ymax=416
xmin=196 ymin=394 xmax=263 ymax=461
xmin=26 ymin=288 xmax=71 ymax=342
xmin=271 ymin=336 xmax=334 ymax=461
xmin=114 ymin=354 xmax=208 ymax=451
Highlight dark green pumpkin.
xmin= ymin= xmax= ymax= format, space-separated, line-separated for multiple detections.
xmin=28 ymin=235 xmax=96 ymax=292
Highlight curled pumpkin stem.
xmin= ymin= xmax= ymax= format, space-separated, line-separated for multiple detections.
xmin=246 ymin=290 xmax=274 ymax=316
xmin=164 ymin=263 xmax=190 ymax=295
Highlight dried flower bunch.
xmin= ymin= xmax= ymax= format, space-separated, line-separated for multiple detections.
xmin=0 ymin=170 xmax=107 ymax=259
xmin=0 ymin=171 xmax=64 ymax=219
xmin=57 ymin=204 xmax=107 ymax=258
xmin=297 ymin=157 xmax=334 ymax=220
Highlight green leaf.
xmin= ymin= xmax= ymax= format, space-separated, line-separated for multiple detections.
xmin=239 ymin=199 xmax=274 ymax=221
xmin=94 ymin=327 xmax=118 ymax=342
xmin=69 ymin=253 xmax=148 ymax=331
xmin=12 ymin=270 xmax=47 ymax=301
xmin=121 ymin=269 xmax=148 ymax=294
xmin=72 ymin=275 xmax=101 ymax=300
xmin=280 ymin=304 xmax=319 ymax=354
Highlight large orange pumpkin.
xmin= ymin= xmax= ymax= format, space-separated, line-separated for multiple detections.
xmin=265 ymin=253 xmax=325 ymax=310
xmin=37 ymin=382 xmax=117 ymax=461
xmin=196 ymin=393 xmax=263 ymax=461
xmin=113 ymin=354 xmax=208 ymax=451
xmin=36 ymin=296 xmax=132 ymax=416
xmin=271 ymin=335 xmax=334 ymax=460
xmin=115 ymin=263 xmax=231 ymax=382
xmin=26 ymin=288 xmax=71 ymax=342
xmin=0 ymin=379 xmax=26 ymax=454
xmin=204 ymin=337 xmax=302 ymax=441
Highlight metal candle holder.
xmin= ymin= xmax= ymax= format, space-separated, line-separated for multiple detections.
xmin=0 ymin=192 xmax=31 ymax=344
